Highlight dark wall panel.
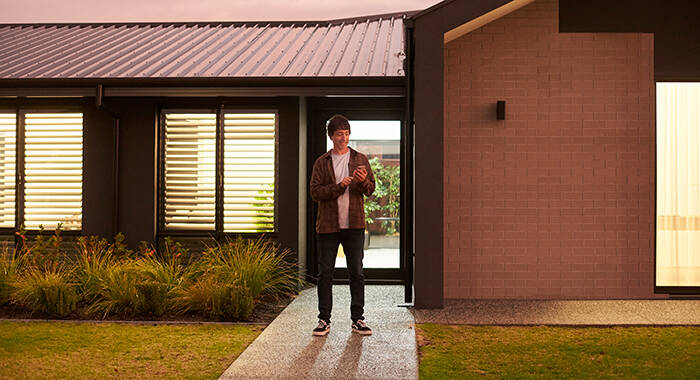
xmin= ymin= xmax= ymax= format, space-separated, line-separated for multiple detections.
xmin=413 ymin=14 xmax=445 ymax=308
xmin=82 ymin=105 xmax=115 ymax=238
xmin=107 ymin=98 xmax=157 ymax=247
xmin=560 ymin=0 xmax=700 ymax=80
xmin=275 ymin=97 xmax=300 ymax=255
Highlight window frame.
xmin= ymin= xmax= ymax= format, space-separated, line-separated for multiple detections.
xmin=157 ymin=108 xmax=279 ymax=238
xmin=0 ymin=106 xmax=84 ymax=236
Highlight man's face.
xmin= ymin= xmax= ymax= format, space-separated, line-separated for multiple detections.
xmin=330 ymin=129 xmax=350 ymax=150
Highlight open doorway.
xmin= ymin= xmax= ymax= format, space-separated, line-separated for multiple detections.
xmin=306 ymin=97 xmax=408 ymax=284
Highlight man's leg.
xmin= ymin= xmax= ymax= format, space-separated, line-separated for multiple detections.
xmin=340 ymin=229 xmax=365 ymax=322
xmin=317 ymin=232 xmax=340 ymax=323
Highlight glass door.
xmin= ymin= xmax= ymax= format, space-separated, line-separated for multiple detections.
xmin=307 ymin=97 xmax=407 ymax=284
xmin=327 ymin=120 xmax=401 ymax=269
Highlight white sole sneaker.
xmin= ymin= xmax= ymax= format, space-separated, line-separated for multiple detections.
xmin=352 ymin=328 xmax=372 ymax=336
xmin=312 ymin=328 xmax=330 ymax=336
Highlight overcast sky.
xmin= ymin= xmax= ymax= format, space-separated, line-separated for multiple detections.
xmin=1 ymin=0 xmax=441 ymax=23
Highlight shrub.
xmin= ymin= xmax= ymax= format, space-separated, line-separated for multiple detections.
xmin=18 ymin=224 xmax=66 ymax=270
xmin=203 ymin=236 xmax=299 ymax=301
xmin=0 ymin=248 xmax=28 ymax=305
xmin=87 ymin=261 xmax=140 ymax=318
xmin=172 ymin=275 xmax=254 ymax=320
xmin=74 ymin=235 xmax=117 ymax=303
xmin=12 ymin=265 xmax=78 ymax=317
xmin=134 ymin=281 xmax=171 ymax=316
xmin=131 ymin=239 xmax=187 ymax=316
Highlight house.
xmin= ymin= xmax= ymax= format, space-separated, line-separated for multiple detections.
xmin=1 ymin=0 xmax=698 ymax=308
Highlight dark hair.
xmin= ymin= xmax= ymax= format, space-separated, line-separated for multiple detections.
xmin=326 ymin=114 xmax=351 ymax=137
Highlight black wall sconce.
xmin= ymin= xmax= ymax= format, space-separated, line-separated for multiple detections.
xmin=497 ymin=100 xmax=506 ymax=120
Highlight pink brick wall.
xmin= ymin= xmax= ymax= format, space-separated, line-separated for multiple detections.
xmin=444 ymin=0 xmax=659 ymax=299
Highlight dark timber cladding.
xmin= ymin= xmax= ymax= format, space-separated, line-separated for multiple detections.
xmin=412 ymin=0 xmax=511 ymax=308
xmin=559 ymin=0 xmax=700 ymax=80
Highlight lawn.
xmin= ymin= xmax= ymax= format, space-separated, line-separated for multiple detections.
xmin=0 ymin=321 xmax=263 ymax=379
xmin=417 ymin=324 xmax=700 ymax=379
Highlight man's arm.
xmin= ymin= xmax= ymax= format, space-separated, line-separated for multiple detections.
xmin=310 ymin=159 xmax=346 ymax=201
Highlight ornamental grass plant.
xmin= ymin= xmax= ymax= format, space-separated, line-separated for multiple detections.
xmin=203 ymin=236 xmax=300 ymax=301
xmin=11 ymin=265 xmax=78 ymax=317
xmin=0 ymin=247 xmax=28 ymax=305
xmin=173 ymin=236 xmax=299 ymax=320
xmin=172 ymin=274 xmax=254 ymax=319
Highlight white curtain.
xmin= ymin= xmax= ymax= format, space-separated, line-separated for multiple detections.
xmin=657 ymin=83 xmax=700 ymax=286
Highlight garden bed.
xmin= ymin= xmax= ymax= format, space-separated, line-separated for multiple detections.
xmin=0 ymin=292 xmax=294 ymax=324
xmin=1 ymin=230 xmax=302 ymax=323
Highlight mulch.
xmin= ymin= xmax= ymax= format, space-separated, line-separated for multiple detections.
xmin=0 ymin=294 xmax=295 ymax=325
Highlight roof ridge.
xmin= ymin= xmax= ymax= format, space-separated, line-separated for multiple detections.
xmin=0 ymin=10 xmax=420 ymax=28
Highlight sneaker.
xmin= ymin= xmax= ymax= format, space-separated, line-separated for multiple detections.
xmin=312 ymin=319 xmax=330 ymax=336
xmin=351 ymin=320 xmax=372 ymax=336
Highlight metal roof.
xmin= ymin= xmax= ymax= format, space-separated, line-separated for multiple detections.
xmin=0 ymin=14 xmax=407 ymax=80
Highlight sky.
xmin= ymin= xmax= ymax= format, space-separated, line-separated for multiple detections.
xmin=0 ymin=0 xmax=441 ymax=23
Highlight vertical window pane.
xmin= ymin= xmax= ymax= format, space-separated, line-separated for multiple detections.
xmin=0 ymin=114 xmax=15 ymax=228
xmin=223 ymin=113 xmax=275 ymax=232
xmin=24 ymin=113 xmax=82 ymax=230
xmin=163 ymin=113 xmax=216 ymax=231
xmin=656 ymin=83 xmax=700 ymax=286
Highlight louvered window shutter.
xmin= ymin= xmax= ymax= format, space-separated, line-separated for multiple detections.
xmin=23 ymin=113 xmax=83 ymax=230
xmin=163 ymin=113 xmax=216 ymax=230
xmin=0 ymin=114 xmax=16 ymax=228
xmin=223 ymin=113 xmax=275 ymax=232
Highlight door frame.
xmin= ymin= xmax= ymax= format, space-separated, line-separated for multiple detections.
xmin=305 ymin=96 xmax=410 ymax=287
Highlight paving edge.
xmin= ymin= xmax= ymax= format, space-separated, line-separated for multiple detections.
xmin=0 ymin=318 xmax=268 ymax=326
xmin=416 ymin=323 xmax=700 ymax=327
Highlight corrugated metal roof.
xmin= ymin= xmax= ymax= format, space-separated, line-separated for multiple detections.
xmin=0 ymin=14 xmax=407 ymax=79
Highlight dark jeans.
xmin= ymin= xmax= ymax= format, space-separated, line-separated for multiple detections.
xmin=316 ymin=229 xmax=365 ymax=323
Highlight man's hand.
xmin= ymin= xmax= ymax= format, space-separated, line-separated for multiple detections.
xmin=352 ymin=168 xmax=367 ymax=182
xmin=339 ymin=176 xmax=353 ymax=187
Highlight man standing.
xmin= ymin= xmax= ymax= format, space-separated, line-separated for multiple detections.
xmin=310 ymin=114 xmax=375 ymax=336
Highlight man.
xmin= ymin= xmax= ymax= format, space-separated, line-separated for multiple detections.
xmin=309 ymin=114 xmax=375 ymax=337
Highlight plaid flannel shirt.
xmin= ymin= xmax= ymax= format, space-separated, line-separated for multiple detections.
xmin=310 ymin=147 xmax=375 ymax=233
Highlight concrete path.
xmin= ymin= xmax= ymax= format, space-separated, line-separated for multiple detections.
xmin=220 ymin=285 xmax=417 ymax=380
xmin=413 ymin=299 xmax=700 ymax=325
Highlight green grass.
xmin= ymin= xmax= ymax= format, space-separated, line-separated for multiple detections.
xmin=0 ymin=321 xmax=263 ymax=379
xmin=417 ymin=324 xmax=700 ymax=380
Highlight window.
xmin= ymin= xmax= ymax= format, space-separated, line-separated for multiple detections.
xmin=0 ymin=111 xmax=83 ymax=231
xmin=162 ymin=113 xmax=216 ymax=231
xmin=23 ymin=113 xmax=83 ymax=230
xmin=223 ymin=113 xmax=275 ymax=232
xmin=657 ymin=83 xmax=700 ymax=287
xmin=0 ymin=113 xmax=15 ymax=229
xmin=161 ymin=111 xmax=276 ymax=234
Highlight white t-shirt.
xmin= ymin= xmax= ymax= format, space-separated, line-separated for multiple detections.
xmin=331 ymin=150 xmax=350 ymax=229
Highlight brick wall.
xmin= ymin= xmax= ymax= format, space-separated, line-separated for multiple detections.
xmin=443 ymin=0 xmax=658 ymax=299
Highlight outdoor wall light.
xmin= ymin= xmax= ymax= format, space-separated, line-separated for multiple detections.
xmin=497 ymin=100 xmax=506 ymax=120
